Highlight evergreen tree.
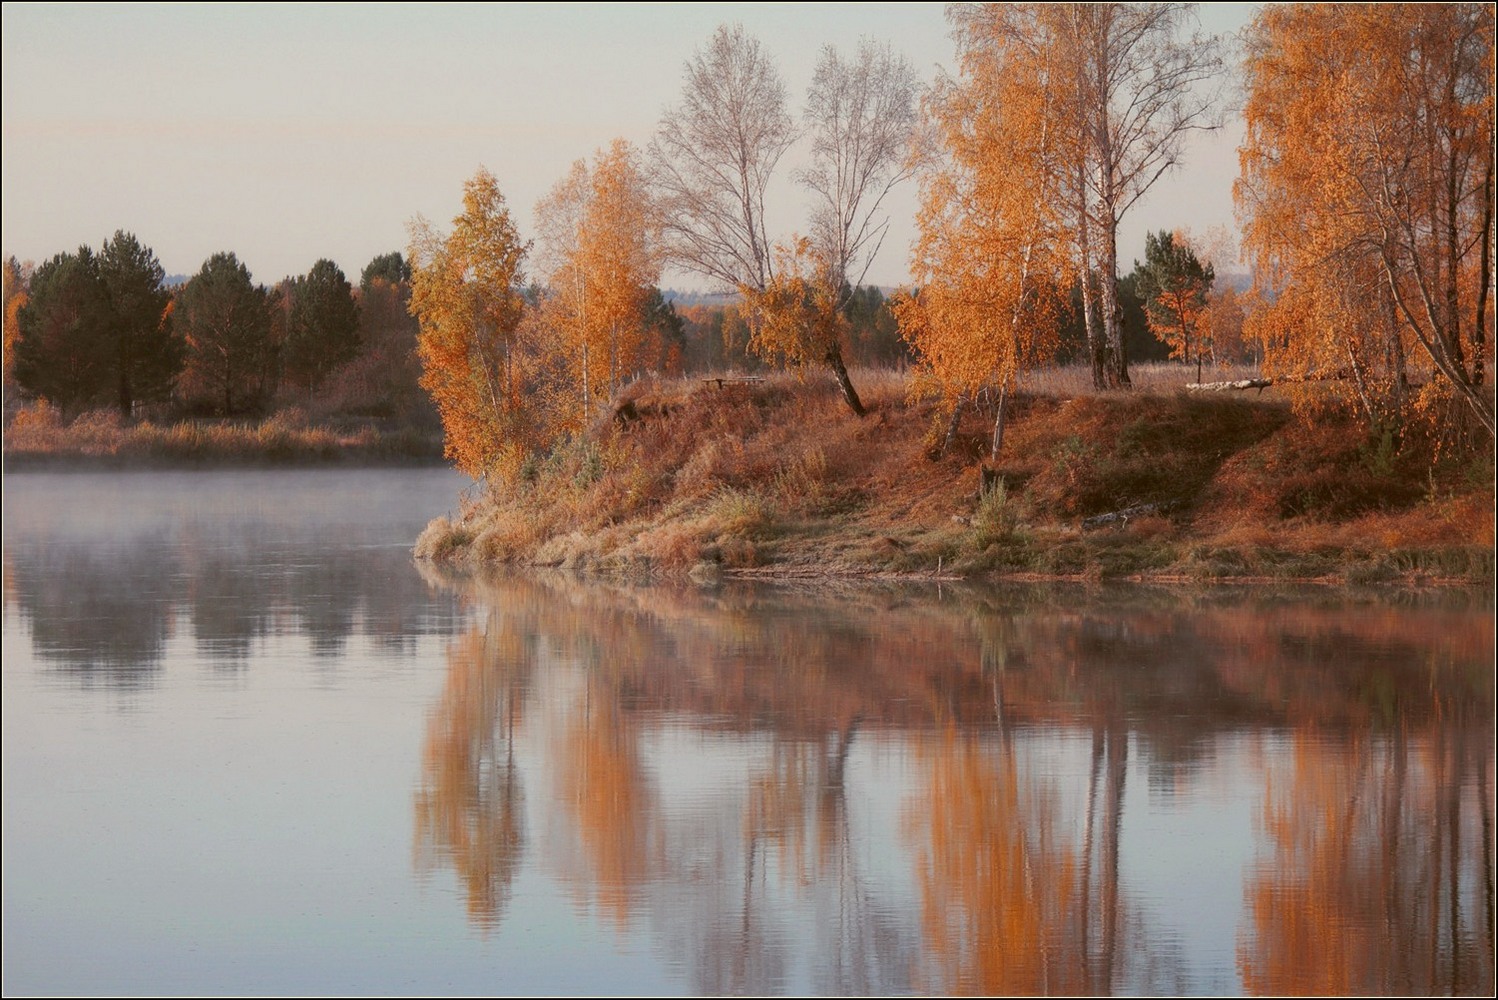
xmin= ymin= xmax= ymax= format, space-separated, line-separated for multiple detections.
xmin=1133 ymin=230 xmax=1214 ymax=376
xmin=360 ymin=251 xmax=411 ymax=292
xmin=177 ymin=252 xmax=275 ymax=415
xmin=98 ymin=230 xmax=181 ymax=413
xmin=14 ymin=248 xmax=114 ymax=415
xmin=284 ymin=259 xmax=360 ymax=391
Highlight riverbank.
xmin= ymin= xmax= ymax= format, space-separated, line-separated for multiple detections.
xmin=2 ymin=406 xmax=444 ymax=468
xmin=415 ymin=369 xmax=1495 ymax=586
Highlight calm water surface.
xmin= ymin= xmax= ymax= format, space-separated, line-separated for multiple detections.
xmin=3 ymin=468 xmax=1493 ymax=995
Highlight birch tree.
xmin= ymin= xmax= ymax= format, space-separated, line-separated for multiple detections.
xmin=928 ymin=4 xmax=1223 ymax=391
xmin=791 ymin=38 xmax=920 ymax=415
xmin=897 ymin=4 xmax=1075 ymax=456
xmin=800 ymin=39 xmax=920 ymax=296
xmin=536 ymin=140 xmax=660 ymax=425
xmin=408 ymin=168 xmax=535 ymax=478
xmin=1238 ymin=3 xmax=1495 ymax=437
xmin=650 ymin=24 xmax=795 ymax=294
xmin=1065 ymin=3 xmax=1225 ymax=388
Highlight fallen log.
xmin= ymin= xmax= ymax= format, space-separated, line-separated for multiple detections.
xmin=1082 ymin=502 xmax=1163 ymax=530
xmin=701 ymin=376 xmax=766 ymax=389
xmin=1186 ymin=368 xmax=1353 ymax=392
xmin=1186 ymin=378 xmax=1274 ymax=392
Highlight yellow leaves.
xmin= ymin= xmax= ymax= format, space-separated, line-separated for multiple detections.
xmin=739 ymin=237 xmax=844 ymax=369
xmin=898 ymin=5 xmax=1076 ymax=406
xmin=738 ymin=236 xmax=869 ymax=414
xmin=1239 ymin=3 xmax=1496 ymax=435
xmin=535 ymin=139 xmax=660 ymax=425
xmin=408 ymin=168 xmax=534 ymax=480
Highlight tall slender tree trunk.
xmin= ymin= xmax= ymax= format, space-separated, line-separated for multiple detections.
xmin=1099 ymin=722 xmax=1127 ymax=990
xmin=990 ymin=385 xmax=1008 ymax=463
xmin=609 ymin=320 xmax=618 ymax=397
xmin=1099 ymin=215 xmax=1130 ymax=387
xmin=1384 ymin=276 xmax=1409 ymax=419
xmin=581 ymin=341 xmax=590 ymax=425
xmin=939 ymin=394 xmax=966 ymax=458
xmin=1078 ymin=192 xmax=1106 ymax=389
xmin=117 ymin=338 xmax=133 ymax=417
xmin=825 ymin=342 xmax=865 ymax=416
xmin=1473 ymin=127 xmax=1493 ymax=387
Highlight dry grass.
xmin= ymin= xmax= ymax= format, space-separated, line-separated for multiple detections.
xmin=3 ymin=403 xmax=442 ymax=466
xmin=418 ymin=365 xmax=1493 ymax=585
xmin=1019 ymin=360 xmax=1267 ymax=397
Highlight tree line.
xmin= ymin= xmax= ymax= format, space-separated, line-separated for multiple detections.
xmin=0 ymin=234 xmax=908 ymax=431
xmin=411 ymin=4 xmax=1491 ymax=482
xmin=5 ymin=4 xmax=1490 ymax=471
xmin=2 ymin=240 xmax=434 ymax=425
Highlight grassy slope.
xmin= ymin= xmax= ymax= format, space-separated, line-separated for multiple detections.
xmin=417 ymin=368 xmax=1495 ymax=585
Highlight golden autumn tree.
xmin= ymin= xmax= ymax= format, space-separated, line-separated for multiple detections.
xmin=413 ymin=623 xmax=529 ymax=930
xmin=1239 ymin=729 xmax=1495 ymax=994
xmin=1068 ymin=4 xmax=1225 ymax=388
xmin=2 ymin=256 xmax=28 ymax=396
xmin=740 ymin=237 xmax=867 ymax=415
xmin=554 ymin=691 xmax=662 ymax=931
xmin=408 ymin=168 xmax=537 ymax=479
xmin=1238 ymin=3 xmax=1496 ymax=437
xmin=911 ymin=5 xmax=1223 ymax=393
xmin=908 ymin=731 xmax=1091 ymax=995
xmin=895 ymin=3 xmax=1075 ymax=457
xmin=535 ymin=140 xmax=660 ymax=427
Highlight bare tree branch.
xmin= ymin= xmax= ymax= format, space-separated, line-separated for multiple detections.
xmin=649 ymin=24 xmax=797 ymax=293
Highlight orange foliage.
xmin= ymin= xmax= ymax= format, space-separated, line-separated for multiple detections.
xmin=408 ymin=168 xmax=538 ymax=478
xmin=1238 ymin=3 xmax=1496 ymax=436
xmin=2 ymin=256 xmax=27 ymax=391
xmin=897 ymin=5 xmax=1073 ymax=409
xmin=412 ymin=625 xmax=528 ymax=929
xmin=535 ymin=140 xmax=660 ymax=427
xmin=739 ymin=238 xmax=868 ymax=414
xmin=555 ymin=698 xmax=661 ymax=930
xmin=909 ymin=731 xmax=1087 ymax=995
xmin=1240 ymin=728 xmax=1495 ymax=994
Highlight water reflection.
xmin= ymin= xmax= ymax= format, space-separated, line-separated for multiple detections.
xmin=416 ymin=571 xmax=1494 ymax=996
xmin=412 ymin=626 xmax=528 ymax=928
xmin=1240 ymin=726 xmax=1493 ymax=995
xmin=7 ymin=538 xmax=177 ymax=685
xmin=3 ymin=471 xmax=466 ymax=684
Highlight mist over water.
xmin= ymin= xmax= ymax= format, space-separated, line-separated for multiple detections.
xmin=3 ymin=468 xmax=1493 ymax=996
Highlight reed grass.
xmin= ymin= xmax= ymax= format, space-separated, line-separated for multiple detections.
xmin=3 ymin=403 xmax=443 ymax=466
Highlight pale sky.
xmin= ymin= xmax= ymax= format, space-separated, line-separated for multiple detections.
xmin=2 ymin=2 xmax=1257 ymax=289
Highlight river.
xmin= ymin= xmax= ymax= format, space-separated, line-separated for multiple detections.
xmin=2 ymin=467 xmax=1492 ymax=995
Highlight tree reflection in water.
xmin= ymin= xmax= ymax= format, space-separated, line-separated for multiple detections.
xmin=1240 ymin=722 xmax=1494 ymax=995
xmin=412 ymin=623 xmax=529 ymax=929
xmin=4 ymin=519 xmax=463 ymax=685
xmin=412 ymin=570 xmax=1494 ymax=995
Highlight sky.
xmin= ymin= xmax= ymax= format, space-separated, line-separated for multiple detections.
xmin=2 ymin=2 xmax=1258 ymax=289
